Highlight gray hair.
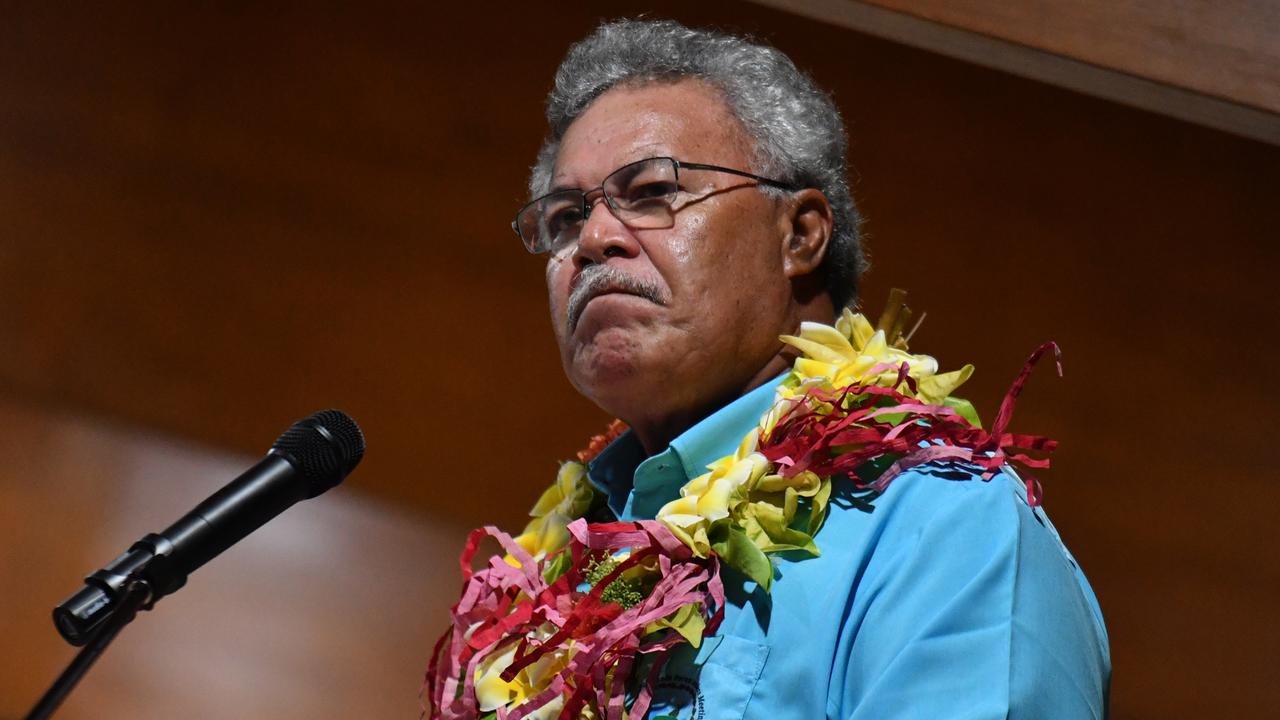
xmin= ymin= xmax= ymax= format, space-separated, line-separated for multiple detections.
xmin=530 ymin=18 xmax=865 ymax=309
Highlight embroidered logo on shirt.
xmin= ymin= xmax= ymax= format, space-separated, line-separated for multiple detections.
xmin=651 ymin=675 xmax=704 ymax=719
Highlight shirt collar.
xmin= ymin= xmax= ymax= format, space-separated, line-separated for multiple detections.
xmin=588 ymin=374 xmax=786 ymax=520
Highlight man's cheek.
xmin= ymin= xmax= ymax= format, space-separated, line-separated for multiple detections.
xmin=545 ymin=271 xmax=570 ymax=321
xmin=548 ymin=298 xmax=569 ymax=340
xmin=545 ymin=257 xmax=571 ymax=296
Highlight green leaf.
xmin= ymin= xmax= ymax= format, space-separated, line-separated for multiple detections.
xmin=807 ymin=479 xmax=832 ymax=536
xmin=872 ymin=411 xmax=909 ymax=426
xmin=712 ymin=526 xmax=774 ymax=591
xmin=741 ymin=505 xmax=818 ymax=555
xmin=541 ymin=549 xmax=573 ymax=584
xmin=943 ymin=396 xmax=982 ymax=428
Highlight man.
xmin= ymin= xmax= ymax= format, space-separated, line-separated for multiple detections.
xmin=484 ymin=19 xmax=1108 ymax=718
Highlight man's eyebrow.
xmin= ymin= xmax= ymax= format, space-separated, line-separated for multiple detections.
xmin=548 ymin=180 xmax=581 ymax=194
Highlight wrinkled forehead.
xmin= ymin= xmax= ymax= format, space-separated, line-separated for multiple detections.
xmin=550 ymin=79 xmax=756 ymax=192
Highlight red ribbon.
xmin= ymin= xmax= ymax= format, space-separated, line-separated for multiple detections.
xmin=760 ymin=342 xmax=1061 ymax=506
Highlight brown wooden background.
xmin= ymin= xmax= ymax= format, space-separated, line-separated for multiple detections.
xmin=2 ymin=1 xmax=1277 ymax=718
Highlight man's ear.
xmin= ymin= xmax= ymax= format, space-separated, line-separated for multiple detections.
xmin=781 ymin=188 xmax=833 ymax=280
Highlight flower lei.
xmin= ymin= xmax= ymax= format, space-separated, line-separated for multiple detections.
xmin=424 ymin=292 xmax=1059 ymax=720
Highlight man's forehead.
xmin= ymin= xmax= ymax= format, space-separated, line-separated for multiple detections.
xmin=550 ymin=80 xmax=750 ymax=190
xmin=550 ymin=139 xmax=672 ymax=191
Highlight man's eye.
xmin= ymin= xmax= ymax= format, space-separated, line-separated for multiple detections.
xmin=544 ymin=206 xmax=583 ymax=252
xmin=623 ymin=180 xmax=678 ymax=203
xmin=546 ymin=206 xmax=584 ymax=234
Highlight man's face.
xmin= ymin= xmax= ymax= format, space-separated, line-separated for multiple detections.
xmin=545 ymin=80 xmax=795 ymax=438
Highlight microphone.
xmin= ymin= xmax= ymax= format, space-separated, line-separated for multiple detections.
xmin=52 ymin=409 xmax=365 ymax=646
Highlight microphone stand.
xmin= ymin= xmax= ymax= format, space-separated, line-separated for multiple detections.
xmin=25 ymin=578 xmax=153 ymax=720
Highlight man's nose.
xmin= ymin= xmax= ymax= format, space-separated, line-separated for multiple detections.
xmin=573 ymin=195 xmax=639 ymax=267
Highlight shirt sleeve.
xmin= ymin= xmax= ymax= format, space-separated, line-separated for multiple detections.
xmin=831 ymin=468 xmax=1110 ymax=720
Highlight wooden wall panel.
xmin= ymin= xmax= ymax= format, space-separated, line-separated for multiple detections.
xmin=1 ymin=1 xmax=1277 ymax=717
xmin=756 ymin=0 xmax=1280 ymax=144
xmin=860 ymin=0 xmax=1280 ymax=113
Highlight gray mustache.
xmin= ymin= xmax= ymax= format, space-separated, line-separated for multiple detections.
xmin=567 ymin=265 xmax=669 ymax=332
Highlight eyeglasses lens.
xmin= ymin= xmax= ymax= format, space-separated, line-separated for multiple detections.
xmin=519 ymin=158 xmax=681 ymax=254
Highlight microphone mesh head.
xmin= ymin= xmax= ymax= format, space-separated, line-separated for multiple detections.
xmin=270 ymin=409 xmax=366 ymax=496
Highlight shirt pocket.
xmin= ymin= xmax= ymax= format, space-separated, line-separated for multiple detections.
xmin=647 ymin=634 xmax=770 ymax=720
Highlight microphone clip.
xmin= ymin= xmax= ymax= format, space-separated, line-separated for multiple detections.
xmin=55 ymin=534 xmax=187 ymax=647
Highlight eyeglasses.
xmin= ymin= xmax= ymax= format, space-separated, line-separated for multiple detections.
xmin=512 ymin=156 xmax=798 ymax=254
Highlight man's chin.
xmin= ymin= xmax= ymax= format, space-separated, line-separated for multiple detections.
xmin=563 ymin=328 xmax=656 ymax=404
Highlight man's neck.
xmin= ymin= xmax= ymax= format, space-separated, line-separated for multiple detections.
xmin=625 ymin=294 xmax=835 ymax=455
xmin=629 ymin=350 xmax=793 ymax=455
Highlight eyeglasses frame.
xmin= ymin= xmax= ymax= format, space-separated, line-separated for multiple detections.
xmin=511 ymin=156 xmax=801 ymax=254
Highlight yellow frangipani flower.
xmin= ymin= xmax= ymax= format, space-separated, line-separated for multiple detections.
xmin=513 ymin=461 xmax=595 ymax=561
xmin=656 ymin=432 xmax=769 ymax=556
xmin=474 ymin=636 xmax=569 ymax=718
xmin=656 ymin=426 xmax=831 ymax=563
xmin=779 ymin=308 xmax=974 ymax=405
xmin=474 ymin=643 xmax=524 ymax=711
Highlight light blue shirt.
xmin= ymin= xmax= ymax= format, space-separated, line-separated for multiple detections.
xmin=589 ymin=376 xmax=1111 ymax=719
